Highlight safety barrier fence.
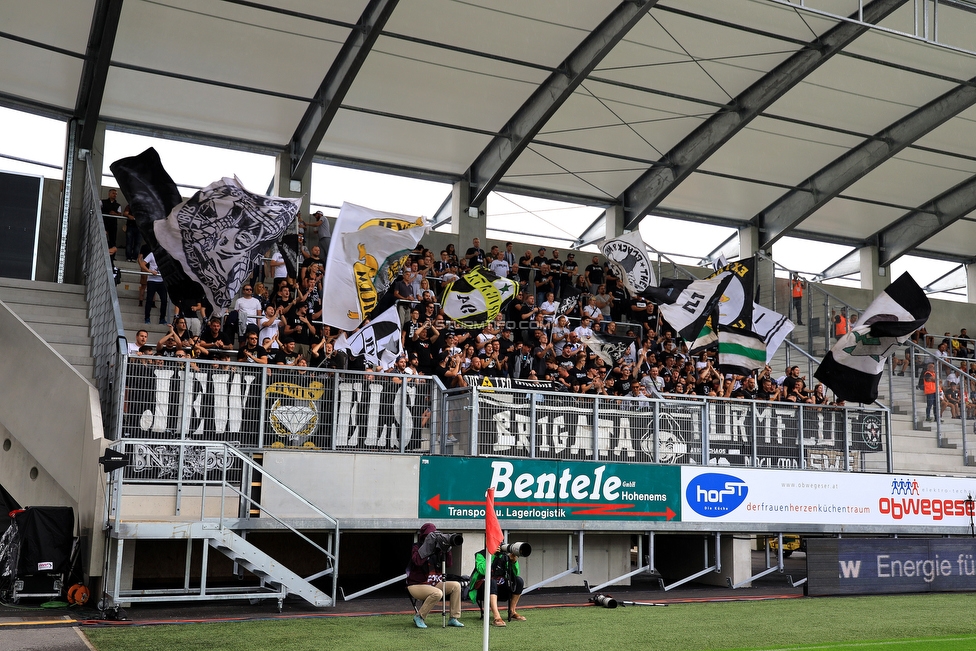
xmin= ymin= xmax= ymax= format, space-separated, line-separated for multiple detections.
xmin=443 ymin=385 xmax=891 ymax=472
xmin=118 ymin=356 xmax=446 ymax=453
xmin=83 ymin=155 xmax=128 ymax=439
xmin=118 ymin=356 xmax=891 ymax=471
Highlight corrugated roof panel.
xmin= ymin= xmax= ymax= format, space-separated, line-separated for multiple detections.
xmin=320 ymin=108 xmax=492 ymax=175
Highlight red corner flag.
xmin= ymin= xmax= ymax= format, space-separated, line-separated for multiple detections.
xmin=485 ymin=488 xmax=503 ymax=555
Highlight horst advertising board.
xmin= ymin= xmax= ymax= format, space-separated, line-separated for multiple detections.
xmin=682 ymin=467 xmax=976 ymax=529
xmin=419 ymin=456 xmax=679 ymax=522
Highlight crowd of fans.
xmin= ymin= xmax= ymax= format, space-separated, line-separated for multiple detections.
xmin=892 ymin=328 xmax=976 ymax=423
xmin=119 ymin=221 xmax=855 ymax=406
xmin=107 ymin=194 xmax=976 ymax=433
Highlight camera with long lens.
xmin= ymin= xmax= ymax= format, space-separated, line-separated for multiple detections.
xmin=498 ymin=542 xmax=532 ymax=557
xmin=433 ymin=532 xmax=464 ymax=552
xmin=590 ymin=593 xmax=617 ymax=609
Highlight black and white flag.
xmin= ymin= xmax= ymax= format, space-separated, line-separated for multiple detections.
xmin=333 ymin=305 xmax=403 ymax=369
xmin=111 ymin=149 xmax=300 ymax=315
xmin=814 ymin=272 xmax=931 ymax=404
xmin=712 ymin=257 xmax=755 ymax=331
xmin=582 ymin=331 xmax=634 ymax=366
xmin=441 ymin=266 xmax=517 ymax=327
xmin=602 ymin=231 xmax=656 ymax=295
xmin=555 ymin=285 xmax=584 ymax=317
xmin=641 ymin=274 xmax=733 ymax=342
xmin=752 ymin=303 xmax=794 ymax=362
xmin=321 ymin=202 xmax=427 ymax=330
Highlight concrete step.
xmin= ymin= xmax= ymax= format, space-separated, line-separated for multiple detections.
xmin=0 ymin=277 xmax=86 ymax=295
xmin=0 ymin=278 xmax=95 ymax=380
xmin=6 ymin=304 xmax=90 ymax=326
xmin=27 ymin=323 xmax=92 ymax=345
xmin=0 ymin=283 xmax=87 ymax=307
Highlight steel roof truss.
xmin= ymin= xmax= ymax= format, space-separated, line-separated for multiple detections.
xmin=620 ymin=0 xmax=908 ymax=230
xmin=879 ymin=175 xmax=976 ymax=266
xmin=289 ymin=0 xmax=400 ymax=181
xmin=818 ymin=248 xmax=862 ymax=281
xmin=76 ymin=0 xmax=124 ymax=151
xmin=757 ymin=76 xmax=976 ymax=249
xmin=467 ymin=0 xmax=659 ymax=208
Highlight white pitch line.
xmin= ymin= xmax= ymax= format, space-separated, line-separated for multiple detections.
xmin=758 ymin=636 xmax=976 ymax=651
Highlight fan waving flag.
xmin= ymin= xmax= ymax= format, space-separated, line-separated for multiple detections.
xmin=815 ymin=272 xmax=931 ymax=403
xmin=332 ymin=305 xmax=403 ymax=368
xmin=641 ymin=274 xmax=733 ymax=342
xmin=441 ymin=266 xmax=517 ymax=327
xmin=602 ymin=230 xmax=656 ymax=294
xmin=321 ymin=203 xmax=427 ymax=331
xmin=110 ymin=148 xmax=298 ymax=316
xmin=154 ymin=177 xmax=300 ymax=314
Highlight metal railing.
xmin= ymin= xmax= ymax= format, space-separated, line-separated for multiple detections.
xmin=757 ymin=251 xmax=863 ymax=359
xmin=117 ymin=355 xmax=892 ymax=470
xmin=119 ymin=356 xmax=447 ymax=453
xmin=445 ymin=385 xmax=892 ymax=473
xmin=82 ymin=154 xmax=128 ymax=439
xmin=906 ymin=341 xmax=976 ymax=464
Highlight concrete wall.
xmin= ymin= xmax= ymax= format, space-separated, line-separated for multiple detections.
xmin=0 ymin=299 xmax=107 ymax=580
xmin=35 ymin=178 xmax=64 ymax=282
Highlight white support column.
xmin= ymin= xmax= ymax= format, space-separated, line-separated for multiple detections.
xmin=859 ymin=245 xmax=889 ymax=294
xmin=273 ymin=152 xmax=313 ymax=246
xmin=450 ymin=180 xmax=485 ymax=249
xmin=273 ymin=154 xmax=311 ymax=206
xmin=738 ymin=225 xmax=759 ymax=258
xmin=606 ymin=205 xmax=625 ymax=239
xmin=966 ymin=264 xmax=976 ymax=304
xmin=61 ymin=120 xmax=107 ymax=283
xmin=740 ymin=225 xmax=775 ymax=308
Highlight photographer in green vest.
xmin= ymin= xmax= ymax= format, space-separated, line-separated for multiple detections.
xmin=468 ymin=548 xmax=525 ymax=627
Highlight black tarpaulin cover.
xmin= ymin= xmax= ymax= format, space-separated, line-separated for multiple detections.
xmin=0 ymin=483 xmax=21 ymax=536
xmin=14 ymin=507 xmax=73 ymax=575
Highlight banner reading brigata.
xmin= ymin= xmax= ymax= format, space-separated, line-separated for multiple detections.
xmin=682 ymin=467 xmax=976 ymax=529
xmin=419 ymin=456 xmax=679 ymax=522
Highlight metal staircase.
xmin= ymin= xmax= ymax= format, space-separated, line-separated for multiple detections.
xmin=101 ymin=440 xmax=338 ymax=611
xmin=208 ymin=528 xmax=332 ymax=607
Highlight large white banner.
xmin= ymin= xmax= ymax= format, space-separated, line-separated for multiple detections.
xmin=320 ymin=202 xmax=427 ymax=330
xmin=681 ymin=467 xmax=975 ymax=528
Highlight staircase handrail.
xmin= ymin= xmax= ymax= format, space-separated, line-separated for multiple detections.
xmin=106 ymin=439 xmax=339 ymax=587
xmin=80 ymin=153 xmax=128 ymax=440
xmin=906 ymin=340 xmax=976 ymax=460
xmin=647 ymin=246 xmax=698 ymax=281
xmin=755 ymin=250 xmax=864 ymax=315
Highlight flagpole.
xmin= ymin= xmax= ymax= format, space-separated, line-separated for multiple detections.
xmin=482 ymin=548 xmax=491 ymax=651
xmin=484 ymin=487 xmax=502 ymax=651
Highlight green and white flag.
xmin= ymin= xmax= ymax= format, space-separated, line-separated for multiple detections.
xmin=718 ymin=330 xmax=766 ymax=374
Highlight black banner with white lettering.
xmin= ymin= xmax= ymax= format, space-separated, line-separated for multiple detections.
xmin=123 ymin=360 xmax=435 ymax=476
xmin=473 ymin=393 xmax=883 ymax=468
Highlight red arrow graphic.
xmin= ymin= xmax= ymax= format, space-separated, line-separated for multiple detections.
xmin=425 ymin=495 xmax=676 ymax=520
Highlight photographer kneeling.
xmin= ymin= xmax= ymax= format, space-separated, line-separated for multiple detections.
xmin=407 ymin=523 xmax=464 ymax=629
xmin=468 ymin=547 xmax=525 ymax=626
